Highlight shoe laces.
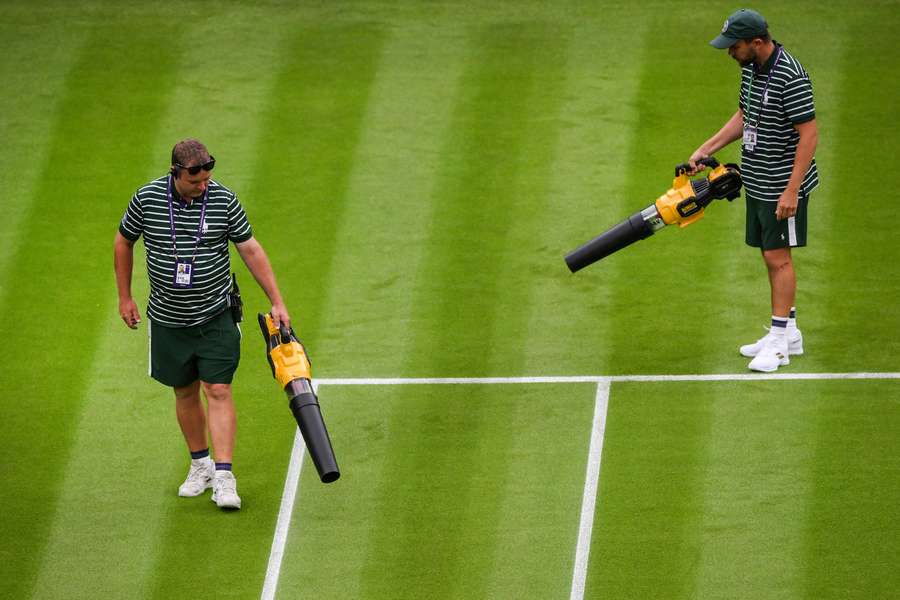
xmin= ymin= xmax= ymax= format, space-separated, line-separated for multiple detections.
xmin=186 ymin=461 xmax=211 ymax=483
xmin=761 ymin=335 xmax=788 ymax=352
xmin=754 ymin=328 xmax=775 ymax=344
xmin=215 ymin=473 xmax=236 ymax=494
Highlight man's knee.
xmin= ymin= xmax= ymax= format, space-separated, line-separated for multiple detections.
xmin=762 ymin=248 xmax=793 ymax=272
xmin=174 ymin=380 xmax=200 ymax=403
xmin=202 ymin=382 xmax=233 ymax=404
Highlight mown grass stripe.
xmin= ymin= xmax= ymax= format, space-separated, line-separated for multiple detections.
xmin=691 ymin=383 xmax=817 ymax=599
xmin=802 ymin=8 xmax=900 ymax=597
xmin=272 ymin=23 xmax=470 ymax=600
xmin=0 ymin=23 xmax=179 ymax=600
xmin=28 ymin=308 xmax=173 ymax=600
xmin=355 ymin=22 xmax=572 ymax=599
xmin=521 ymin=12 xmax=650 ymax=376
xmin=296 ymin=21 xmax=469 ymax=379
xmin=803 ymin=382 xmax=900 ymax=599
xmin=807 ymin=7 xmax=900 ymax=374
xmin=0 ymin=19 xmax=85 ymax=289
xmin=399 ymin=21 xmax=566 ymax=378
xmin=237 ymin=22 xmax=388 ymax=352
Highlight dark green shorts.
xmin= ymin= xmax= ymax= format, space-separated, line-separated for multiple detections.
xmin=149 ymin=310 xmax=241 ymax=388
xmin=745 ymin=193 xmax=809 ymax=250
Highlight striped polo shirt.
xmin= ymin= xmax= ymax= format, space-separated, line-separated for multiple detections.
xmin=119 ymin=175 xmax=253 ymax=327
xmin=739 ymin=42 xmax=819 ymax=201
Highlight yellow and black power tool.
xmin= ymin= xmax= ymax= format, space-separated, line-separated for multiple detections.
xmin=259 ymin=313 xmax=339 ymax=483
xmin=564 ymin=157 xmax=742 ymax=272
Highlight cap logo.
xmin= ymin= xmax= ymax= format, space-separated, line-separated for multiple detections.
xmin=722 ymin=19 xmax=730 ymax=33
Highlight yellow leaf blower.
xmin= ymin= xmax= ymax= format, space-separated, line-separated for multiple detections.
xmin=564 ymin=158 xmax=742 ymax=272
xmin=259 ymin=313 xmax=340 ymax=483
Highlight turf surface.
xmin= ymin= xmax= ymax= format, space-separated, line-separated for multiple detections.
xmin=1 ymin=1 xmax=898 ymax=598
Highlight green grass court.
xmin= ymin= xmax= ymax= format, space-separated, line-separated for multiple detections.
xmin=1 ymin=1 xmax=899 ymax=598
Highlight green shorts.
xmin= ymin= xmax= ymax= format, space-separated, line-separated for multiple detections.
xmin=149 ymin=310 xmax=241 ymax=388
xmin=745 ymin=193 xmax=809 ymax=250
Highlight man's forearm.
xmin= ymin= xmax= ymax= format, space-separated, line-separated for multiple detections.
xmin=786 ymin=123 xmax=818 ymax=193
xmin=698 ymin=109 xmax=744 ymax=156
xmin=239 ymin=241 xmax=284 ymax=306
xmin=114 ymin=235 xmax=135 ymax=300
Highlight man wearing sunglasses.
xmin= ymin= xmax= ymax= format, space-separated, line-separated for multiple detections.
xmin=114 ymin=138 xmax=291 ymax=510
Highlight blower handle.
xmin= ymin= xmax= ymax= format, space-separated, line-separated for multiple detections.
xmin=279 ymin=323 xmax=292 ymax=344
xmin=675 ymin=156 xmax=719 ymax=177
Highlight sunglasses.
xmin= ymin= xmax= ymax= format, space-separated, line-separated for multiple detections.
xmin=175 ymin=156 xmax=215 ymax=175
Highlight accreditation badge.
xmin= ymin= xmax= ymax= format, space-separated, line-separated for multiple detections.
xmin=743 ymin=126 xmax=758 ymax=154
xmin=174 ymin=260 xmax=194 ymax=288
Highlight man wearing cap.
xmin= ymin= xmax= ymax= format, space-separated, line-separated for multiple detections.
xmin=114 ymin=139 xmax=291 ymax=509
xmin=689 ymin=8 xmax=818 ymax=372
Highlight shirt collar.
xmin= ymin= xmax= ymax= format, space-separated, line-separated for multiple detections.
xmin=169 ymin=175 xmax=195 ymax=206
xmin=756 ymin=41 xmax=782 ymax=75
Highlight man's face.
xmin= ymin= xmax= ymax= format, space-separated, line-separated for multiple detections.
xmin=728 ymin=39 xmax=757 ymax=67
xmin=174 ymin=168 xmax=211 ymax=199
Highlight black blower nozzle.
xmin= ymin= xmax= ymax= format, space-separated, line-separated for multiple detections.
xmin=564 ymin=207 xmax=658 ymax=273
xmin=286 ymin=378 xmax=340 ymax=483
xmin=258 ymin=313 xmax=340 ymax=484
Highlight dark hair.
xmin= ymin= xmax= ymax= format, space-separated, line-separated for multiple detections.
xmin=171 ymin=139 xmax=211 ymax=169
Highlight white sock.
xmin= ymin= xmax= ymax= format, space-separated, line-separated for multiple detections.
xmin=771 ymin=316 xmax=788 ymax=338
xmin=788 ymin=306 xmax=797 ymax=330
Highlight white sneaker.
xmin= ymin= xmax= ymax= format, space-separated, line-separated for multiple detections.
xmin=740 ymin=327 xmax=803 ymax=357
xmin=178 ymin=457 xmax=214 ymax=497
xmin=748 ymin=336 xmax=790 ymax=372
xmin=211 ymin=471 xmax=241 ymax=509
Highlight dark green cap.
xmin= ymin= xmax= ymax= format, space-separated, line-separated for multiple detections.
xmin=710 ymin=8 xmax=768 ymax=49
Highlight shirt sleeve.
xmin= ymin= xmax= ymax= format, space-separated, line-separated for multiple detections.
xmin=227 ymin=193 xmax=253 ymax=243
xmin=118 ymin=192 xmax=143 ymax=241
xmin=782 ymin=73 xmax=815 ymax=124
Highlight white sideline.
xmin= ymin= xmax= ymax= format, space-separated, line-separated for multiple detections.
xmin=570 ymin=379 xmax=611 ymax=600
xmin=261 ymin=372 xmax=900 ymax=599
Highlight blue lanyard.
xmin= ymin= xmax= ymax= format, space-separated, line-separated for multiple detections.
xmin=748 ymin=47 xmax=783 ymax=127
xmin=166 ymin=175 xmax=208 ymax=262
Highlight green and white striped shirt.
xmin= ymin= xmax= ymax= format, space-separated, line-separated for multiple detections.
xmin=739 ymin=42 xmax=819 ymax=201
xmin=119 ymin=175 xmax=252 ymax=327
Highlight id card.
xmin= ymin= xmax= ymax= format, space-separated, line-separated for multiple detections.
xmin=174 ymin=260 xmax=194 ymax=288
xmin=743 ymin=126 xmax=758 ymax=154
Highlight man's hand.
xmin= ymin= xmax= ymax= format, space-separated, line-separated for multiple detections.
xmin=775 ymin=188 xmax=799 ymax=221
xmin=119 ymin=297 xmax=141 ymax=329
xmin=271 ymin=302 xmax=291 ymax=331
xmin=687 ymin=149 xmax=710 ymax=176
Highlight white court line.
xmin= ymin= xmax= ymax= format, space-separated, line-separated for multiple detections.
xmin=260 ymin=382 xmax=315 ymax=600
xmin=316 ymin=372 xmax=900 ymax=386
xmin=315 ymin=375 xmax=605 ymax=386
xmin=570 ymin=379 xmax=611 ymax=600
xmin=262 ymin=372 xmax=900 ymax=599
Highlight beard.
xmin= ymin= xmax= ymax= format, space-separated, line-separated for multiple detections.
xmin=736 ymin=47 xmax=757 ymax=68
